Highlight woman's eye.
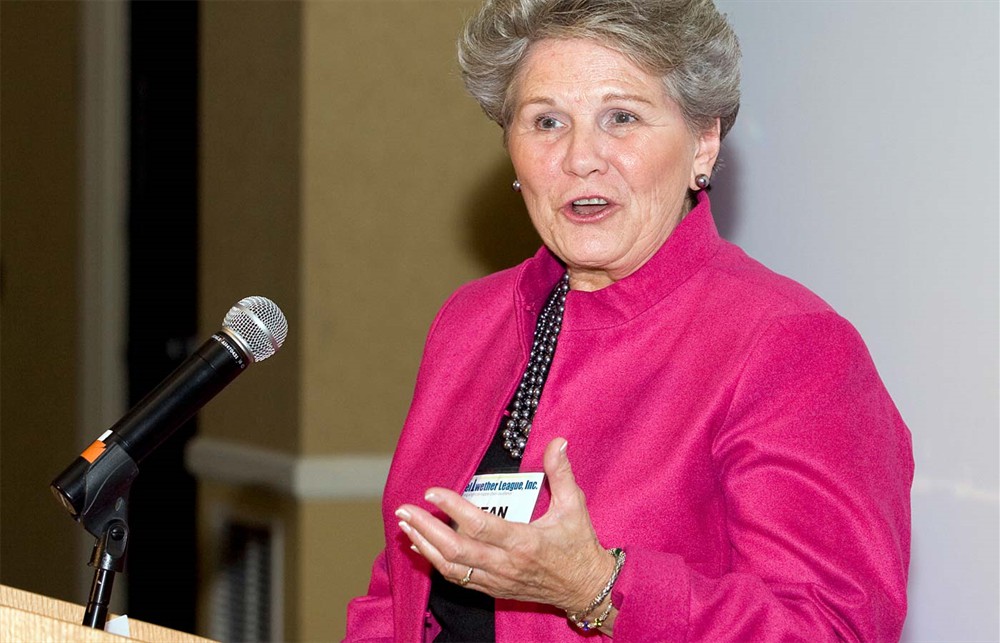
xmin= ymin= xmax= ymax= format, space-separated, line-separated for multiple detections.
xmin=535 ymin=115 xmax=563 ymax=130
xmin=611 ymin=111 xmax=638 ymax=125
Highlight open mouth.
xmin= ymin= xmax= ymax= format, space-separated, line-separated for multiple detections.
xmin=570 ymin=197 xmax=610 ymax=217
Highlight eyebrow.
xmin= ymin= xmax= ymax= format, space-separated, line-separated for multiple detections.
xmin=517 ymin=92 xmax=656 ymax=109
xmin=518 ymin=96 xmax=556 ymax=108
xmin=602 ymin=92 xmax=655 ymax=106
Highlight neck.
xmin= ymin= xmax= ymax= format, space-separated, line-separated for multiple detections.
xmin=567 ymin=270 xmax=614 ymax=292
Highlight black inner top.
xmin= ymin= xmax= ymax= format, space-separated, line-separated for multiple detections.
xmin=428 ymin=276 xmax=567 ymax=642
xmin=428 ymin=407 xmax=520 ymax=642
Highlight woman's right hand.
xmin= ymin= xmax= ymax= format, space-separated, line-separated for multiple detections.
xmin=395 ymin=438 xmax=618 ymax=623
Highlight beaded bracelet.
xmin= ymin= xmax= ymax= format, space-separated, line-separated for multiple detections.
xmin=582 ymin=593 xmax=617 ymax=632
xmin=567 ymin=547 xmax=626 ymax=632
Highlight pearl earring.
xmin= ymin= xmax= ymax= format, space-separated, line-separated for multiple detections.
xmin=695 ymin=174 xmax=710 ymax=190
xmin=512 ymin=179 xmax=521 ymax=192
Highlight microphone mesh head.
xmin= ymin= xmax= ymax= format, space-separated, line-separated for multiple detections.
xmin=223 ymin=296 xmax=288 ymax=363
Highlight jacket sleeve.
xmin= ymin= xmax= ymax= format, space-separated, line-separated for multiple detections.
xmin=611 ymin=312 xmax=913 ymax=642
xmin=344 ymin=549 xmax=394 ymax=642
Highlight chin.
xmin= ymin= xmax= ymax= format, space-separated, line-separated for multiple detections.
xmin=561 ymin=242 xmax=626 ymax=271
xmin=563 ymin=255 xmax=626 ymax=279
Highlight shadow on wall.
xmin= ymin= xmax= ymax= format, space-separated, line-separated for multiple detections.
xmin=706 ymin=137 xmax=744 ymax=242
xmin=462 ymin=155 xmax=543 ymax=274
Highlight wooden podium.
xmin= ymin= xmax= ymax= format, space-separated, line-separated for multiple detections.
xmin=0 ymin=585 xmax=216 ymax=642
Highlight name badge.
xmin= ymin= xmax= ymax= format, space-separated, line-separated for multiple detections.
xmin=462 ymin=472 xmax=544 ymax=523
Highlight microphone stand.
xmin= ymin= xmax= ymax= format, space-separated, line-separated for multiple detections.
xmin=83 ymin=519 xmax=129 ymax=627
xmin=51 ymin=442 xmax=139 ymax=628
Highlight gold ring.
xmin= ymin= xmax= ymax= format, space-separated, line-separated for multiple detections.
xmin=459 ymin=567 xmax=474 ymax=586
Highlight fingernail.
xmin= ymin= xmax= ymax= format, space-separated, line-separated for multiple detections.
xmin=410 ymin=544 xmax=420 ymax=554
xmin=560 ymin=439 xmax=569 ymax=454
xmin=398 ymin=521 xmax=412 ymax=534
xmin=395 ymin=508 xmax=412 ymax=521
xmin=424 ymin=491 xmax=439 ymax=503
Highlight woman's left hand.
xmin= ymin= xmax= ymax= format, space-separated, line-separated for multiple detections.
xmin=395 ymin=437 xmax=614 ymax=614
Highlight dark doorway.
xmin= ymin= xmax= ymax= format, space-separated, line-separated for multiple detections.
xmin=126 ymin=0 xmax=199 ymax=634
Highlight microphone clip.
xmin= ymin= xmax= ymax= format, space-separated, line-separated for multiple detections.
xmin=51 ymin=441 xmax=138 ymax=539
xmin=51 ymin=442 xmax=139 ymax=629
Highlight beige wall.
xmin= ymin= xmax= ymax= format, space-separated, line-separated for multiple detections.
xmin=1 ymin=0 xmax=541 ymax=638
xmin=199 ymin=1 xmax=303 ymax=454
xmin=0 ymin=0 xmax=85 ymax=603
xmin=1 ymin=0 xmax=540 ymax=638
xmin=199 ymin=1 xmax=538 ymax=640
xmin=299 ymin=0 xmax=529 ymax=454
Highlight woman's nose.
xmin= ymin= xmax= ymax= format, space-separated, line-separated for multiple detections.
xmin=561 ymin=126 xmax=608 ymax=178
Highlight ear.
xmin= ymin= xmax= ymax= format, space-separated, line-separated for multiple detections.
xmin=689 ymin=118 xmax=722 ymax=190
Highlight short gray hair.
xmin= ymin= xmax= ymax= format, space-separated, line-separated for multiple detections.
xmin=458 ymin=0 xmax=741 ymax=140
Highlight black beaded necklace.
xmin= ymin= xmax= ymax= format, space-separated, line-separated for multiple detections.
xmin=502 ymin=273 xmax=570 ymax=459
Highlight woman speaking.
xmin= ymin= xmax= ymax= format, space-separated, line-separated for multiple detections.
xmin=346 ymin=0 xmax=912 ymax=640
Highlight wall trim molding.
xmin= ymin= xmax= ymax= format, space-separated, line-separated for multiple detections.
xmin=185 ymin=436 xmax=391 ymax=500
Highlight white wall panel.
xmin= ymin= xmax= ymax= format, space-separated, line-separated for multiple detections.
xmin=714 ymin=2 xmax=999 ymax=640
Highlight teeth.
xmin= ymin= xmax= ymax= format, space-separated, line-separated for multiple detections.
xmin=573 ymin=198 xmax=608 ymax=206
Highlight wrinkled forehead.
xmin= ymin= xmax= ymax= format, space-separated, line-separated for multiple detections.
xmin=506 ymin=37 xmax=670 ymax=114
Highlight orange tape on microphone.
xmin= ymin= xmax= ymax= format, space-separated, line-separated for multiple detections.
xmin=80 ymin=440 xmax=107 ymax=463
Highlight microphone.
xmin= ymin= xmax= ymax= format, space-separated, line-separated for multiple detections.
xmin=51 ymin=295 xmax=288 ymax=521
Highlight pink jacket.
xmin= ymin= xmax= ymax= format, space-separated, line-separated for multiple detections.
xmin=345 ymin=195 xmax=913 ymax=642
